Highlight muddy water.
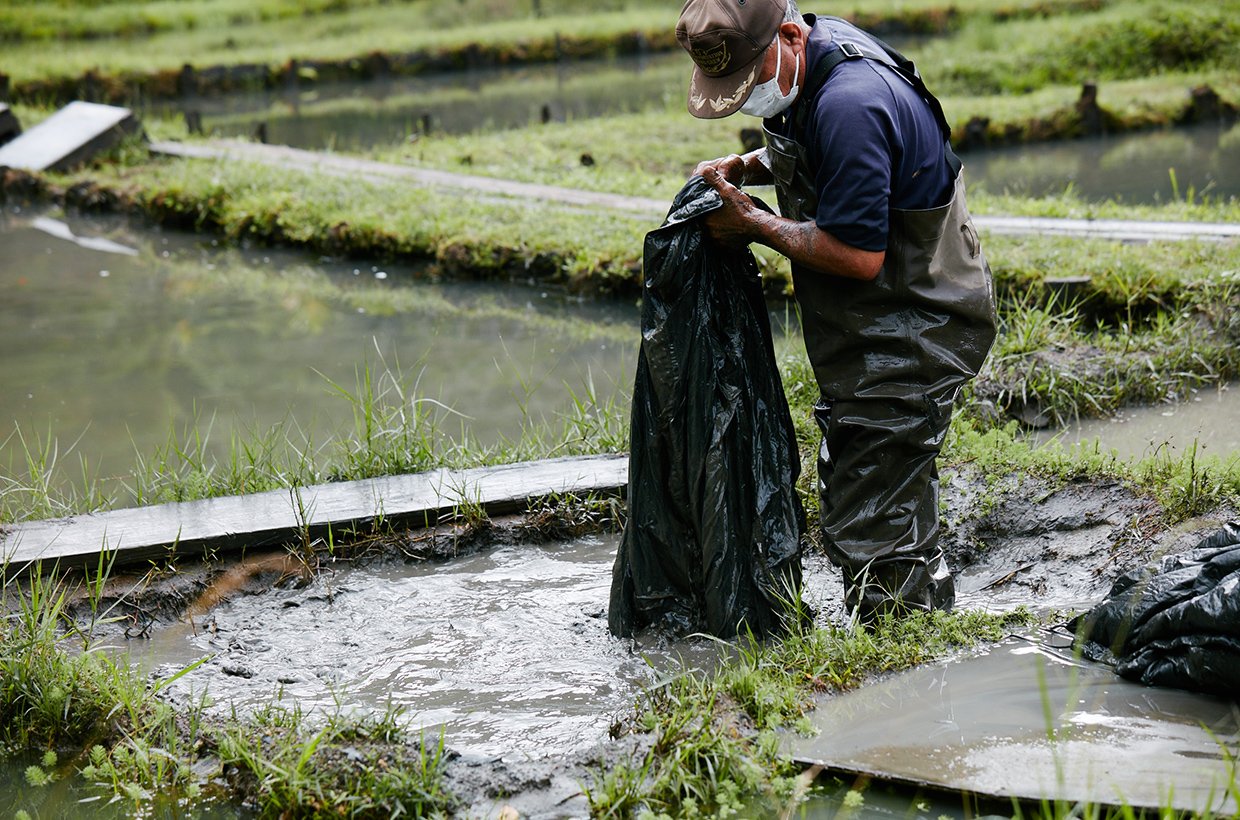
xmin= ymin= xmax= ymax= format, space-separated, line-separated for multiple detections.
xmin=0 ymin=209 xmax=638 ymax=507
xmin=791 ymin=632 xmax=1240 ymax=815
xmin=123 ymin=535 xmax=731 ymax=759
xmin=1032 ymin=383 xmax=1240 ymax=462
xmin=966 ymin=120 xmax=1240 ymax=204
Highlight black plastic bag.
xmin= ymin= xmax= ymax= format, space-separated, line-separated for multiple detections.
xmin=608 ymin=176 xmax=805 ymax=639
xmin=1073 ymin=521 xmax=1240 ymax=698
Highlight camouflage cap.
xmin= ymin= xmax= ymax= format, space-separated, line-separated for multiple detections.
xmin=676 ymin=0 xmax=787 ymax=119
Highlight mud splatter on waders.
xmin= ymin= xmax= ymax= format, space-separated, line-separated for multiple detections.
xmin=765 ymin=18 xmax=997 ymax=620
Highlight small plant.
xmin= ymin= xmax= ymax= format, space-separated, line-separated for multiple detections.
xmin=216 ymin=700 xmax=456 ymax=817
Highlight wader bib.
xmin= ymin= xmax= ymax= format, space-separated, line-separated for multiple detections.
xmin=764 ymin=19 xmax=997 ymax=619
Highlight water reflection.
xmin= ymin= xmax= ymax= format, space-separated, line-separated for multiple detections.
xmin=965 ymin=121 xmax=1240 ymax=204
xmin=154 ymin=52 xmax=687 ymax=150
xmin=0 ymin=209 xmax=639 ymax=508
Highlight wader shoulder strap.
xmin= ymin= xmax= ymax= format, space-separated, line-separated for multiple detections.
xmin=794 ymin=16 xmax=961 ymax=176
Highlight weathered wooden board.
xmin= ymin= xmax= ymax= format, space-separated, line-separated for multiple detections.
xmin=0 ymin=454 xmax=628 ymax=576
xmin=0 ymin=101 xmax=140 ymax=172
xmin=0 ymin=103 xmax=19 ymax=146
xmin=789 ymin=633 xmax=1238 ymax=814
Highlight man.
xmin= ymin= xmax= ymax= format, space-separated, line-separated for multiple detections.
xmin=676 ymin=0 xmax=997 ymax=621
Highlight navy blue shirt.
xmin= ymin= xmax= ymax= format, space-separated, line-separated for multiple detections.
xmin=776 ymin=16 xmax=954 ymax=252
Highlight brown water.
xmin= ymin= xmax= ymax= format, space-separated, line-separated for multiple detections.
xmin=0 ymin=209 xmax=639 ymax=509
xmin=791 ymin=632 xmax=1240 ymax=815
xmin=1032 ymin=383 xmax=1240 ymax=463
xmin=122 ymin=535 xmax=729 ymax=760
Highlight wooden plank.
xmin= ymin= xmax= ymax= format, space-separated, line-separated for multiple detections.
xmin=0 ymin=101 xmax=140 ymax=172
xmin=0 ymin=454 xmax=628 ymax=576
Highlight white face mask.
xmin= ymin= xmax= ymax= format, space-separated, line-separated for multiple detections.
xmin=739 ymin=35 xmax=799 ymax=118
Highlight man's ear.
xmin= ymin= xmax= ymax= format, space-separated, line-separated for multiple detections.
xmin=777 ymin=20 xmax=804 ymax=49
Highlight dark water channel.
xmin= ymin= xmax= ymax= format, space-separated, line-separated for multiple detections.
xmin=155 ymin=52 xmax=687 ymax=150
xmin=0 ymin=209 xmax=639 ymax=507
xmin=154 ymin=46 xmax=1240 ymax=205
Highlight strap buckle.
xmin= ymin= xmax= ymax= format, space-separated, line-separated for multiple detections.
xmin=839 ymin=42 xmax=863 ymax=59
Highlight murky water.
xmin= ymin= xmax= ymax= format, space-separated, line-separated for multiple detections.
xmin=1031 ymin=383 xmax=1240 ymax=462
xmin=965 ymin=120 xmax=1240 ymax=204
xmin=791 ymin=632 xmax=1240 ymax=815
xmin=0 ymin=209 xmax=639 ymax=507
xmin=123 ymin=535 xmax=725 ymax=760
xmin=0 ymin=753 xmax=237 ymax=819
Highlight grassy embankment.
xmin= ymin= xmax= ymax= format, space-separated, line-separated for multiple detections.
xmin=0 ymin=0 xmax=1144 ymax=100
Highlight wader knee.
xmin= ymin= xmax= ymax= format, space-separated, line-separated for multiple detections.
xmin=813 ymin=394 xmax=956 ymax=622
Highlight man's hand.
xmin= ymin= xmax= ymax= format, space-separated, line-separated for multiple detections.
xmin=692 ymin=153 xmax=746 ymax=186
xmin=697 ymin=167 xmax=886 ymax=281
xmin=699 ymin=165 xmax=763 ymax=247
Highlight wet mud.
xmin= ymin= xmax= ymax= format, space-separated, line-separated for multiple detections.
xmin=54 ymin=468 xmax=1236 ymax=816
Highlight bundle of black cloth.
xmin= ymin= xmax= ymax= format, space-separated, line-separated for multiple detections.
xmin=1073 ymin=521 xmax=1240 ymax=698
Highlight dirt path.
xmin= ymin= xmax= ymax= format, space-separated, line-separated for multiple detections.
xmin=152 ymin=139 xmax=1240 ymax=243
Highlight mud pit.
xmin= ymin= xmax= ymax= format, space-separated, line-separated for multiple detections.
xmin=89 ymin=469 xmax=1236 ymax=816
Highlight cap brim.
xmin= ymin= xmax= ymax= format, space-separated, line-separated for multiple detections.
xmin=686 ymin=47 xmax=767 ymax=119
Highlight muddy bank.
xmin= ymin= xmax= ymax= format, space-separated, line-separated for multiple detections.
xmin=38 ymin=464 xmax=1234 ymax=816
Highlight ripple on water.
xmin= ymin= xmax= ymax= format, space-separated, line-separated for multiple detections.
xmin=126 ymin=535 xmax=722 ymax=759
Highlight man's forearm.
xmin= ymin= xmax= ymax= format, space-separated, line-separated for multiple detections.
xmin=751 ymin=211 xmax=884 ymax=282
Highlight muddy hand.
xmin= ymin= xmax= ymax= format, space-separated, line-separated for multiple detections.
xmin=700 ymin=166 xmax=763 ymax=247
xmin=692 ymin=153 xmax=745 ymax=185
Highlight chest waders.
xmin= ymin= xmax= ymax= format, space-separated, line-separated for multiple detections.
xmin=764 ymin=21 xmax=997 ymax=621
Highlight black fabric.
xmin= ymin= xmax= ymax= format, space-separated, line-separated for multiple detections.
xmin=1073 ymin=521 xmax=1240 ymax=698
xmin=608 ymin=176 xmax=805 ymax=639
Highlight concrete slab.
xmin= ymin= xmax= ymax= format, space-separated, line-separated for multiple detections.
xmin=0 ymin=454 xmax=628 ymax=576
xmin=789 ymin=632 xmax=1238 ymax=814
xmin=0 ymin=101 xmax=140 ymax=172
xmin=0 ymin=103 xmax=19 ymax=146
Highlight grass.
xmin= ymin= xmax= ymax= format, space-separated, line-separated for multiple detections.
xmin=4 ymin=0 xmax=1238 ymax=128
xmin=585 ymin=607 xmax=1040 ymax=818
xmin=0 ymin=346 xmax=633 ymax=523
xmin=0 ymin=3 xmax=679 ymax=89
xmin=0 ymin=556 xmax=457 ymax=817
xmin=3 ymin=192 xmax=1238 ymax=524
xmin=215 ymin=700 xmax=455 ymax=817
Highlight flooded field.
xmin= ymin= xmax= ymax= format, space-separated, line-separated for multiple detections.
xmin=0 ymin=209 xmax=639 ymax=506
xmin=793 ymin=633 xmax=1240 ymax=816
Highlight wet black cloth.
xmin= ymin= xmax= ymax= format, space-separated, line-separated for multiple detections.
xmin=1073 ymin=521 xmax=1240 ymax=698
xmin=608 ymin=177 xmax=805 ymax=639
